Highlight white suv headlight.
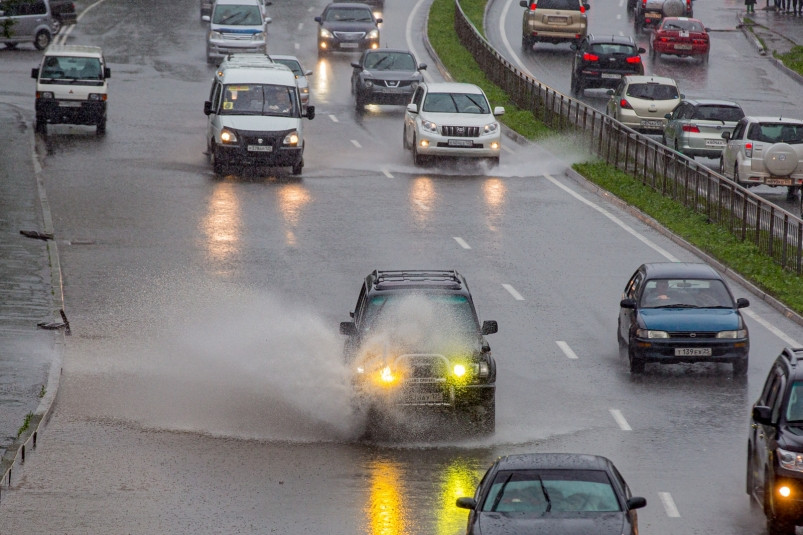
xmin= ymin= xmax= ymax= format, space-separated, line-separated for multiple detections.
xmin=421 ymin=120 xmax=438 ymax=133
xmin=483 ymin=121 xmax=499 ymax=134
xmin=778 ymin=448 xmax=803 ymax=472
xmin=209 ymin=30 xmax=222 ymax=39
xmin=366 ymin=29 xmax=379 ymax=39
xmin=252 ymin=31 xmax=266 ymax=41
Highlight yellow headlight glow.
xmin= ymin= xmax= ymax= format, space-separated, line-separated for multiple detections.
xmin=380 ymin=366 xmax=395 ymax=383
xmin=453 ymin=364 xmax=466 ymax=377
xmin=780 ymin=486 xmax=792 ymax=498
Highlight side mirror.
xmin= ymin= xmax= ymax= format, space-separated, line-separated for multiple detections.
xmin=456 ymin=497 xmax=477 ymax=510
xmin=306 ymin=105 xmax=315 ymax=119
xmin=481 ymin=320 xmax=498 ymax=335
xmin=493 ymin=106 xmax=505 ymax=116
xmin=304 ymin=69 xmax=313 ymax=76
xmin=721 ymin=131 xmax=731 ymax=140
xmin=736 ymin=297 xmax=750 ymax=309
xmin=626 ymin=497 xmax=647 ymax=510
xmin=406 ymin=103 xmax=418 ymax=114
xmin=664 ymin=113 xmax=672 ymax=119
xmin=204 ymin=101 xmax=212 ymax=116
xmin=570 ymin=43 xmax=578 ymax=50
xmin=314 ymin=16 xmax=322 ymax=23
xmin=31 ymin=67 xmax=39 ymax=79
xmin=351 ymin=62 xmax=360 ymax=69
xmin=202 ymin=14 xmax=210 ymax=22
xmin=265 ymin=17 xmax=272 ymax=24
xmin=376 ymin=17 xmax=383 ymax=23
xmin=418 ymin=63 xmax=427 ymax=70
xmin=519 ymin=0 xmax=528 ymax=6
xmin=679 ymin=93 xmax=685 ymax=99
xmin=752 ymin=405 xmax=773 ymax=425
xmin=340 ymin=321 xmax=357 ymax=336
xmin=705 ymin=27 xmax=712 ymax=32
xmin=620 ymin=298 xmax=636 ymax=309
xmin=606 ymin=89 xmax=614 ymax=96
xmin=638 ymin=47 xmax=646 ymax=53
xmin=104 ymin=67 xmax=111 ymax=79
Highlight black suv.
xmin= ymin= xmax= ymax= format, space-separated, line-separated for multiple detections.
xmin=339 ymin=270 xmax=498 ymax=434
xmin=570 ymin=34 xmax=645 ymax=96
xmin=748 ymin=348 xmax=803 ymax=535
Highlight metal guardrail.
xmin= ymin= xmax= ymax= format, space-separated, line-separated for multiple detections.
xmin=453 ymin=0 xmax=803 ymax=274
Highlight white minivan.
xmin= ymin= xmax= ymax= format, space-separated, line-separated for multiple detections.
xmin=31 ymin=44 xmax=111 ymax=135
xmin=203 ymin=62 xmax=315 ymax=175
xmin=203 ymin=0 xmax=271 ymax=64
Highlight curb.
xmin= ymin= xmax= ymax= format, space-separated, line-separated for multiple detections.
xmin=737 ymin=12 xmax=803 ymax=84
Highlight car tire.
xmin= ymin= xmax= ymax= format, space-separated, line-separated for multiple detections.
xmin=734 ymin=164 xmax=742 ymax=185
xmin=412 ymin=135 xmax=425 ymax=166
xmin=719 ymin=156 xmax=725 ymax=174
xmin=355 ymin=93 xmax=366 ymax=112
xmin=571 ymin=73 xmax=583 ymax=96
xmin=628 ymin=345 xmax=645 ymax=374
xmin=521 ymin=35 xmax=532 ymax=52
xmin=96 ymin=117 xmax=106 ymax=136
xmin=402 ymin=125 xmax=410 ymax=150
xmin=211 ymin=143 xmax=226 ymax=175
xmin=733 ymin=357 xmax=748 ymax=376
xmin=35 ymin=116 xmax=46 ymax=134
xmin=5 ymin=42 xmax=18 ymax=49
xmin=34 ymin=30 xmax=52 ymax=51
xmin=477 ymin=398 xmax=495 ymax=434
xmin=674 ymin=139 xmax=683 ymax=156
xmin=766 ymin=488 xmax=796 ymax=535
xmin=292 ymin=157 xmax=303 ymax=176
xmin=52 ymin=18 xmax=62 ymax=34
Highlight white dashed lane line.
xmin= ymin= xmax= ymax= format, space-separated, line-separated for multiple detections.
xmin=609 ymin=409 xmax=632 ymax=431
xmin=329 ymin=114 xmax=339 ymax=123
xmin=659 ymin=492 xmax=681 ymax=517
xmin=297 ymin=22 xmax=303 ymax=31
xmin=453 ymin=237 xmax=471 ymax=249
xmin=556 ymin=341 xmax=578 ymax=359
xmin=502 ymin=284 xmax=524 ymax=301
xmin=351 ymin=139 xmax=362 ymax=148
xmin=382 ymin=169 xmax=394 ymax=178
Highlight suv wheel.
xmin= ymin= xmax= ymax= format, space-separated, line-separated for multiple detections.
xmin=477 ymin=399 xmax=495 ymax=434
xmin=412 ymin=135 xmax=425 ymax=166
xmin=571 ymin=73 xmax=583 ymax=96
xmin=34 ymin=30 xmax=52 ymax=50
xmin=211 ymin=143 xmax=226 ymax=175
xmin=355 ymin=92 xmax=366 ymax=112
xmin=35 ymin=116 xmax=46 ymax=134
xmin=96 ymin=116 xmax=106 ymax=136
xmin=521 ymin=35 xmax=532 ymax=52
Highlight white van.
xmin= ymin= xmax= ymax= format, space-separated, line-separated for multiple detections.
xmin=203 ymin=62 xmax=315 ymax=175
xmin=203 ymin=0 xmax=271 ymax=64
xmin=31 ymin=44 xmax=111 ymax=135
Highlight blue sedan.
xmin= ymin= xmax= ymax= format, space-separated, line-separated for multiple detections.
xmin=617 ymin=262 xmax=750 ymax=375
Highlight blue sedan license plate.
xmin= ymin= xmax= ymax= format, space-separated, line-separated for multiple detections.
xmin=675 ymin=348 xmax=712 ymax=357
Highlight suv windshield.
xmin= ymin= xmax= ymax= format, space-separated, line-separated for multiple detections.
xmin=748 ymin=122 xmax=803 ymax=144
xmin=423 ymin=92 xmax=490 ymax=114
xmin=626 ymin=83 xmax=679 ymax=100
xmin=212 ymin=4 xmax=262 ymax=24
xmin=41 ymin=56 xmax=103 ymax=81
xmin=362 ymin=294 xmax=479 ymax=332
xmin=536 ymin=0 xmax=582 ymax=9
xmin=363 ymin=51 xmax=416 ymax=71
xmin=692 ymin=105 xmax=744 ymax=122
xmin=221 ymin=84 xmax=298 ymax=116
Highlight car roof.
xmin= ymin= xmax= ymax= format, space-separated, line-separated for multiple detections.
xmin=495 ymin=453 xmax=614 ymax=472
xmin=623 ymin=74 xmax=678 ymax=85
xmin=423 ymin=82 xmax=483 ymax=94
xmin=269 ymin=54 xmax=300 ymax=62
xmin=640 ymin=262 xmax=723 ymax=280
xmin=325 ymin=2 xmax=374 ymax=8
xmin=680 ymin=98 xmax=742 ymax=108
xmin=742 ymin=116 xmax=803 ymax=124
xmin=368 ymin=270 xmax=470 ymax=293
xmin=586 ymin=34 xmax=636 ymax=45
xmin=363 ymin=48 xmax=415 ymax=55
xmin=215 ymin=0 xmax=261 ymax=5
xmin=44 ymin=44 xmax=104 ymax=58
xmin=217 ymin=65 xmax=296 ymax=85
xmin=660 ymin=16 xmax=703 ymax=23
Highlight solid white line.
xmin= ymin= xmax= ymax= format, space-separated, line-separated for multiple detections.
xmin=329 ymin=114 xmax=339 ymax=123
xmin=659 ymin=492 xmax=681 ymax=517
xmin=502 ymin=284 xmax=525 ymax=301
xmin=382 ymin=169 xmax=394 ymax=178
xmin=609 ymin=409 xmax=632 ymax=431
xmin=78 ymin=0 xmax=109 ymax=21
xmin=743 ymin=309 xmax=800 ymax=346
xmin=405 ymin=0 xmax=435 ymax=83
xmin=351 ymin=139 xmax=362 ymax=148
xmin=454 ymin=237 xmax=471 ymax=249
xmin=499 ymin=0 xmax=534 ymax=76
xmin=502 ymin=145 xmax=514 ymax=154
xmin=556 ymin=341 xmax=579 ymax=359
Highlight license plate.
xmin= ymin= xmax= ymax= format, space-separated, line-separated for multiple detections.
xmin=601 ymin=73 xmax=621 ymax=79
xmin=640 ymin=119 xmax=663 ymax=128
xmin=448 ymin=139 xmax=474 ymax=147
xmin=59 ymin=101 xmax=82 ymax=108
xmin=705 ymin=139 xmax=726 ymax=147
xmin=674 ymin=44 xmax=693 ymax=50
xmin=247 ymin=145 xmax=272 ymax=152
xmin=340 ymin=42 xmax=359 ymax=48
xmin=547 ymin=16 xmax=568 ymax=24
xmin=403 ymin=391 xmax=444 ymax=403
xmin=674 ymin=348 xmax=712 ymax=357
xmin=646 ymin=11 xmax=661 ymax=18
xmin=766 ymin=178 xmax=793 ymax=186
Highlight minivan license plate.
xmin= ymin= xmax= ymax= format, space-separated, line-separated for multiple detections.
xmin=248 ymin=145 xmax=272 ymax=152
xmin=675 ymin=348 xmax=712 ymax=357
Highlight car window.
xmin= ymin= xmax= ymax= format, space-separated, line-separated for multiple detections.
xmin=639 ymin=278 xmax=733 ymax=308
xmin=691 ymin=105 xmax=745 ymax=122
xmin=589 ymin=43 xmax=636 ymax=55
xmin=212 ymin=4 xmax=263 ymax=24
xmin=731 ymin=119 xmax=746 ymax=140
xmin=624 ymin=271 xmax=643 ymax=299
xmin=363 ymin=52 xmax=416 ymax=71
xmin=481 ymin=470 xmax=621 ymax=513
xmin=748 ymin=123 xmax=803 ymax=144
xmin=626 ymin=83 xmax=679 ymax=100
xmin=412 ymin=86 xmax=424 ymax=107
xmin=422 ymin=92 xmax=490 ymax=114
xmin=786 ymin=381 xmax=803 ymax=423
xmin=361 ymin=294 xmax=479 ymax=332
xmin=273 ymin=59 xmax=303 ymax=76
xmin=535 ymin=0 xmax=582 ymax=10
xmin=324 ymin=7 xmax=373 ymax=21
xmin=221 ymin=84 xmax=297 ymax=116
xmin=661 ymin=19 xmax=704 ymax=31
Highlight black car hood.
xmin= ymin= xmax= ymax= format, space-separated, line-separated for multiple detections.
xmin=476 ymin=512 xmax=627 ymax=535
xmin=323 ymin=20 xmax=376 ymax=32
xmin=362 ymin=70 xmax=421 ymax=81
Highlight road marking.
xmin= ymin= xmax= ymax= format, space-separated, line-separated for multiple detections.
xmin=329 ymin=114 xmax=339 ymax=123
xmin=382 ymin=168 xmax=394 ymax=178
xmin=414 ymin=200 xmax=427 ymax=210
xmin=294 ymin=42 xmax=300 ymax=50
xmin=308 ymin=6 xmax=314 ymax=11
xmin=502 ymin=284 xmax=524 ymax=301
xmin=297 ymin=22 xmax=304 ymax=31
xmin=499 ymin=0 xmax=534 ymax=76
xmin=659 ymin=492 xmax=680 ymax=517
xmin=454 ymin=237 xmax=471 ymax=249
xmin=351 ymin=139 xmax=362 ymax=148
xmin=609 ymin=409 xmax=632 ymax=431
xmin=556 ymin=341 xmax=578 ymax=359
xmin=616 ymin=14 xmax=622 ymax=20
xmin=502 ymin=145 xmax=514 ymax=154
xmin=743 ymin=309 xmax=800 ymax=346
xmin=405 ymin=0 xmax=435 ymax=83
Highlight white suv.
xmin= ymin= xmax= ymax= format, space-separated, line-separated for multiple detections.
xmin=403 ymin=82 xmax=504 ymax=165
xmin=606 ymin=74 xmax=681 ymax=134
xmin=720 ymin=116 xmax=803 ymax=193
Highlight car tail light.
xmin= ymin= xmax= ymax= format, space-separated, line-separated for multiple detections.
xmin=626 ymin=56 xmax=641 ymax=64
xmin=682 ymin=124 xmax=700 ymax=133
xmin=529 ymin=2 xmax=536 ymax=9
xmin=583 ymin=52 xmax=599 ymax=61
xmin=620 ymin=99 xmax=633 ymax=110
xmin=579 ymin=5 xmax=585 ymax=12
xmin=745 ymin=142 xmax=752 ymax=157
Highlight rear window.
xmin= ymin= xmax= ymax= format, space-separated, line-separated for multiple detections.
xmin=626 ymin=83 xmax=679 ymax=100
xmin=589 ymin=43 xmax=637 ymax=55
xmin=691 ymin=105 xmax=744 ymax=122
xmin=661 ymin=19 xmax=704 ymax=32
xmin=535 ymin=0 xmax=582 ymax=10
xmin=747 ymin=123 xmax=803 ymax=144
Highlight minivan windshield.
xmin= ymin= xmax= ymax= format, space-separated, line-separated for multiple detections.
xmin=212 ymin=4 xmax=263 ymax=25
xmin=220 ymin=84 xmax=298 ymax=116
xmin=40 ymin=56 xmax=104 ymax=82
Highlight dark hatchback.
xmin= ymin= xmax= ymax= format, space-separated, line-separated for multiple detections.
xmin=570 ymin=34 xmax=644 ymax=96
xmin=350 ymin=48 xmax=426 ymax=110
xmin=618 ymin=262 xmax=750 ymax=375
xmin=314 ymin=2 xmax=382 ymax=57
xmin=456 ymin=453 xmax=646 ymax=535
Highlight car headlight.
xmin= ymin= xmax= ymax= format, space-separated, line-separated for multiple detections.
xmin=367 ymin=29 xmax=379 ymax=39
xmin=319 ymin=28 xmax=333 ymax=38
xmin=778 ymin=448 xmax=803 ymax=473
xmin=252 ymin=31 xmax=266 ymax=41
xmin=88 ymin=93 xmax=105 ymax=101
xmin=362 ymin=79 xmax=373 ymax=89
xmin=380 ymin=366 xmax=395 ymax=383
xmin=421 ymin=119 xmax=438 ymax=133
xmin=209 ymin=30 xmax=222 ymax=39
xmin=220 ymin=127 xmax=238 ymax=144
xmin=636 ymin=329 xmax=669 ymax=339
xmin=483 ymin=121 xmax=499 ymax=134
xmin=283 ymin=131 xmax=299 ymax=146
xmin=37 ymin=91 xmax=54 ymax=99
xmin=716 ymin=329 xmax=748 ymax=339
xmin=300 ymin=87 xmax=309 ymax=95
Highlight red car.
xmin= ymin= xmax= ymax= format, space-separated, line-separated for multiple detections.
xmin=649 ymin=17 xmax=710 ymax=62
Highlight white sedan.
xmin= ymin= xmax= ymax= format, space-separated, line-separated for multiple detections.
xmin=403 ymin=82 xmax=504 ymax=166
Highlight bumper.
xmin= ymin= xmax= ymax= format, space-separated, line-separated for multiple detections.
xmin=770 ymin=475 xmax=803 ymax=520
xmin=617 ymin=110 xmax=667 ymax=133
xmin=735 ymin=160 xmax=803 ymax=186
xmin=358 ymin=87 xmax=415 ymax=105
xmin=654 ymin=43 xmax=708 ymax=56
xmin=354 ymin=381 xmax=495 ymax=411
xmin=630 ymin=337 xmax=749 ymax=364
xmin=217 ymin=144 xmax=303 ymax=168
xmin=318 ymin=37 xmax=379 ymax=53
xmin=678 ymin=137 xmax=726 ymax=157
xmin=526 ymin=29 xmax=585 ymax=44
xmin=415 ymin=131 xmax=502 ymax=159
xmin=207 ymin=40 xmax=267 ymax=60
xmin=36 ymin=99 xmax=106 ymax=126
xmin=578 ymin=71 xmax=636 ymax=89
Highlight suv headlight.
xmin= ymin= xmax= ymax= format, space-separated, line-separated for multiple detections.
xmin=319 ymin=28 xmax=333 ymax=38
xmin=636 ymin=329 xmax=669 ymax=339
xmin=367 ymin=29 xmax=379 ymax=40
xmin=483 ymin=122 xmax=499 ymax=134
xmin=421 ymin=119 xmax=438 ymax=133
xmin=283 ymin=131 xmax=299 ymax=146
xmin=220 ymin=127 xmax=238 ymax=144
xmin=778 ymin=448 xmax=803 ymax=472
xmin=716 ymin=329 xmax=748 ymax=339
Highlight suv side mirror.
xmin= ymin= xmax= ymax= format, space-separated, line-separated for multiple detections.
xmin=752 ymin=405 xmax=773 ymax=425
xmin=481 ymin=320 xmax=498 ymax=335
xmin=493 ymin=106 xmax=505 ymax=116
xmin=664 ymin=113 xmax=672 ymax=119
xmin=406 ymin=103 xmax=418 ymax=114
xmin=620 ymin=298 xmax=636 ymax=309
xmin=418 ymin=63 xmax=427 ymax=70
xmin=204 ymin=101 xmax=212 ymax=116
xmin=638 ymin=47 xmax=646 ymax=54
xmin=314 ymin=16 xmax=322 ymax=23
xmin=202 ymin=14 xmax=210 ymax=22
xmin=627 ymin=497 xmax=647 ymax=510
xmin=351 ymin=62 xmax=361 ymax=69
xmin=456 ymin=497 xmax=477 ymax=510
xmin=736 ymin=297 xmax=750 ymax=309
xmin=583 ymin=2 xmax=590 ymax=9
xmin=306 ymin=105 xmax=315 ymax=120
xmin=340 ymin=321 xmax=357 ymax=336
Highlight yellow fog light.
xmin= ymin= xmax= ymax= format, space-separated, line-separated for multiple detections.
xmin=780 ymin=486 xmax=792 ymax=498
xmin=490 ymin=142 xmax=499 ymax=150
xmin=420 ymin=139 xmax=429 ymax=148
xmin=380 ymin=366 xmax=395 ymax=383
xmin=453 ymin=364 xmax=466 ymax=377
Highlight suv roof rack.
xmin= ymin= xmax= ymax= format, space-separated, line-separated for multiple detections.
xmin=372 ymin=270 xmax=463 ymax=290
xmin=781 ymin=347 xmax=803 ymax=368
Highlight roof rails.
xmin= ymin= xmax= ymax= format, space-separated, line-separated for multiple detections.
xmin=372 ymin=270 xmax=463 ymax=290
xmin=781 ymin=347 xmax=803 ymax=368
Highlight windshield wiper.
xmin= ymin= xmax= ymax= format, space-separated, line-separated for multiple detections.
xmin=654 ymin=303 xmax=699 ymax=308
xmin=536 ymin=476 xmax=552 ymax=513
xmin=490 ymin=474 xmax=514 ymax=512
